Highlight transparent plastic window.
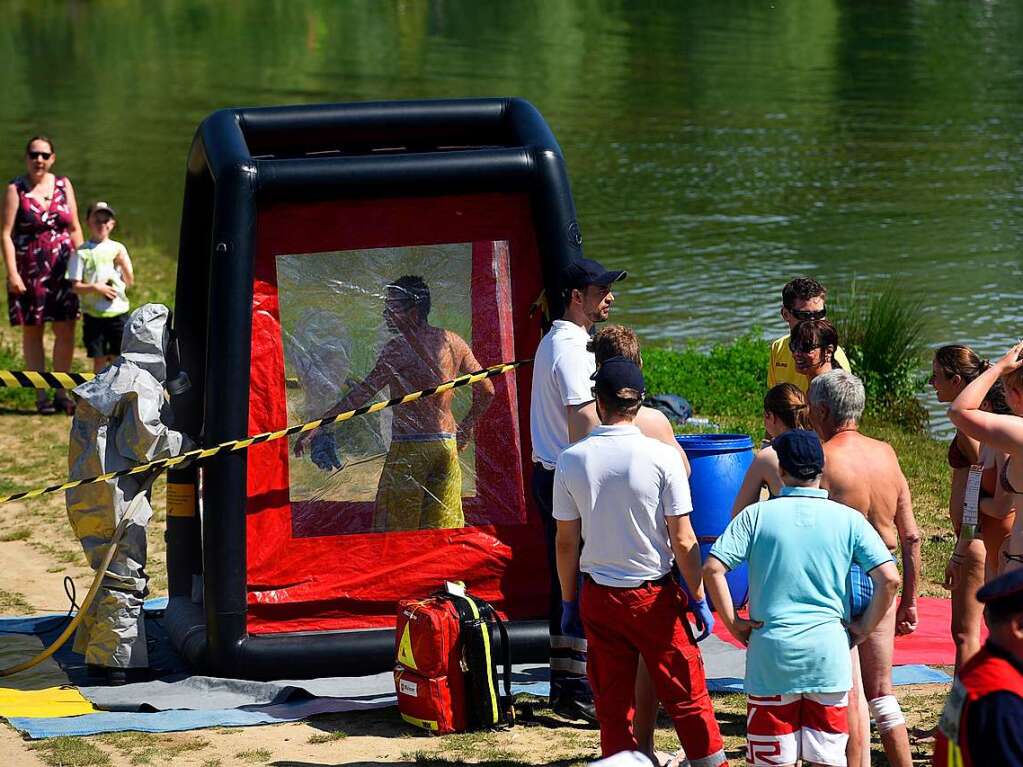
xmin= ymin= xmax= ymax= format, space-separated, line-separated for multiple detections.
xmin=276 ymin=241 xmax=524 ymax=536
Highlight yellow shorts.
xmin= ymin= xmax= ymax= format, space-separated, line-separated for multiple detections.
xmin=373 ymin=437 xmax=464 ymax=532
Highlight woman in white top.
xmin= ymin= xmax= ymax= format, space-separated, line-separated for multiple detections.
xmin=730 ymin=383 xmax=813 ymax=517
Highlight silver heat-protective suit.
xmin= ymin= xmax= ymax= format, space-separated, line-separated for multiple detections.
xmin=66 ymin=303 xmax=193 ymax=669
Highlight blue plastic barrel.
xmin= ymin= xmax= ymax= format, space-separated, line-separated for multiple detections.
xmin=676 ymin=433 xmax=754 ymax=610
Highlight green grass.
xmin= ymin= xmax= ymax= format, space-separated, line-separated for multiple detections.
xmin=831 ymin=281 xmax=930 ymax=429
xmin=95 ymin=732 xmax=209 ymax=765
xmin=644 ymin=331 xmax=769 ymax=420
xmin=0 ymin=337 xmax=36 ymax=410
xmin=307 ymin=730 xmax=348 ymax=744
xmin=0 ymin=527 xmax=32 ymax=541
xmin=0 ymin=588 xmax=33 ymax=612
xmin=29 ymin=737 xmax=111 ymax=767
xmin=233 ymin=748 xmax=273 ymax=763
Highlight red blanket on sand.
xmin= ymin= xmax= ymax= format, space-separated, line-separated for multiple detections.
xmin=712 ymin=597 xmax=978 ymax=667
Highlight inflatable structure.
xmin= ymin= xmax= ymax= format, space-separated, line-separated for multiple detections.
xmin=165 ymin=99 xmax=583 ymax=679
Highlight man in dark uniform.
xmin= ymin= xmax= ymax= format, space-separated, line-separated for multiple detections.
xmin=934 ymin=568 xmax=1023 ymax=766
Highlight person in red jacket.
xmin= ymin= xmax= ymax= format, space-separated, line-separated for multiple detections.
xmin=934 ymin=567 xmax=1023 ymax=766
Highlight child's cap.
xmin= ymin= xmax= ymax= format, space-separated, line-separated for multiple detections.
xmin=87 ymin=201 xmax=117 ymax=219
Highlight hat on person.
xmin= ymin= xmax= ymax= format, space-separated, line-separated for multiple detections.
xmin=561 ymin=258 xmax=627 ymax=292
xmin=591 ymin=355 xmax=644 ymax=399
xmin=772 ymin=429 xmax=825 ymax=480
xmin=87 ymin=201 xmax=117 ymax=218
xmin=977 ymin=568 xmax=1023 ymax=612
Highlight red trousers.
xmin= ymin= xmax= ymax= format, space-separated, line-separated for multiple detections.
xmin=580 ymin=576 xmax=727 ymax=764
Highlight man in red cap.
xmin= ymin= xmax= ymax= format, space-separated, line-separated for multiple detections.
xmin=553 ymin=356 xmax=725 ymax=764
xmin=934 ymin=567 xmax=1023 ymax=766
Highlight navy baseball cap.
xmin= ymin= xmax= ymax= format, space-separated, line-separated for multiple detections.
xmin=592 ymin=356 xmax=645 ymax=399
xmin=773 ymin=429 xmax=825 ymax=480
xmin=561 ymin=258 xmax=627 ymax=291
xmin=977 ymin=568 xmax=1023 ymax=611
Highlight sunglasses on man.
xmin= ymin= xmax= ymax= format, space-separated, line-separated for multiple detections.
xmin=27 ymin=151 xmax=52 ymax=160
xmin=789 ymin=307 xmax=827 ymax=321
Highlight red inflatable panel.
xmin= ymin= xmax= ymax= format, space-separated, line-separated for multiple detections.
xmin=245 ymin=193 xmax=548 ymax=634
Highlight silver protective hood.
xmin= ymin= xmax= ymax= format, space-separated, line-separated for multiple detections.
xmin=120 ymin=303 xmax=171 ymax=384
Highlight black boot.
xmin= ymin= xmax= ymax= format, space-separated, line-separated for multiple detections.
xmin=552 ymin=695 xmax=598 ymax=724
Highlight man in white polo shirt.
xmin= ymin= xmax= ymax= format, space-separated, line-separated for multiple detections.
xmin=553 ymin=357 xmax=725 ymax=764
xmin=530 ymin=257 xmax=625 ymax=722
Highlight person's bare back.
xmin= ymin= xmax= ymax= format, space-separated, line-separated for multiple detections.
xmin=821 ymin=430 xmax=905 ymax=550
xmin=365 ymin=325 xmax=488 ymax=438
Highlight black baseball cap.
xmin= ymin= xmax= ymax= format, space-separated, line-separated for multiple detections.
xmin=773 ymin=429 xmax=825 ymax=480
xmin=977 ymin=568 xmax=1023 ymax=611
xmin=591 ymin=356 xmax=644 ymax=399
xmin=561 ymin=258 xmax=627 ymax=292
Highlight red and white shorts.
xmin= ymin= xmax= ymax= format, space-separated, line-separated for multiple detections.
xmin=746 ymin=692 xmax=849 ymax=766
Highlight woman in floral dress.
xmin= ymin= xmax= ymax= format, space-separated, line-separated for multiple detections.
xmin=1 ymin=136 xmax=83 ymax=413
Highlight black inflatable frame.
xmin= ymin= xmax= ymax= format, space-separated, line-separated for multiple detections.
xmin=165 ymin=98 xmax=583 ymax=679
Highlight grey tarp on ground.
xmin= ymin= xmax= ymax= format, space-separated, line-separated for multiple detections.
xmin=78 ymin=640 xmax=742 ymax=712
xmin=79 ymin=665 xmax=552 ymax=712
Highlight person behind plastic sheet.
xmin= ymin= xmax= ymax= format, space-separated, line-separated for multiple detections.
xmin=931 ymin=346 xmax=1017 ymax=671
xmin=808 ymin=370 xmax=921 ymax=767
xmin=731 ymin=383 xmax=813 ymax=517
xmin=65 ymin=304 xmax=194 ymax=685
xmin=295 ymin=275 xmax=495 ymax=532
xmin=553 ymin=357 xmax=725 ymax=765
xmin=283 ymin=308 xmax=355 ymax=423
xmin=588 ymin=324 xmax=692 ymax=762
xmin=66 ymin=202 xmax=135 ymax=373
xmin=704 ymin=429 xmax=899 ymax=767
xmin=768 ymin=277 xmax=851 ymax=393
xmin=934 ymin=567 xmax=1023 ymax=766
xmin=1 ymin=135 xmax=84 ymax=414
xmin=789 ymin=318 xmax=843 ymax=387
xmin=529 ymin=257 xmax=626 ymax=723
xmin=949 ymin=340 xmax=1023 ymax=574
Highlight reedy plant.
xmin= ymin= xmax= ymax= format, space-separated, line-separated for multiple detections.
xmin=829 ymin=281 xmax=929 ymax=431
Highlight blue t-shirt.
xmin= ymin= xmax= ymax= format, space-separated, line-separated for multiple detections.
xmin=710 ymin=486 xmax=892 ymax=696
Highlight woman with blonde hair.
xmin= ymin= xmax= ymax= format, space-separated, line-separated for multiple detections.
xmin=730 ymin=383 xmax=813 ymax=516
xmin=950 ymin=341 xmax=1023 ymax=575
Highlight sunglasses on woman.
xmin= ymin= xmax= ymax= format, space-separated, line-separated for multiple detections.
xmin=27 ymin=151 xmax=53 ymax=160
xmin=789 ymin=341 xmax=823 ymax=355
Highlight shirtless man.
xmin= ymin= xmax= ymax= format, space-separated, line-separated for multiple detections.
xmin=298 ymin=275 xmax=494 ymax=531
xmin=808 ymin=369 xmax=921 ymax=767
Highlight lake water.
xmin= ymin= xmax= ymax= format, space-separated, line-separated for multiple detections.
xmin=4 ymin=0 xmax=1022 ymax=428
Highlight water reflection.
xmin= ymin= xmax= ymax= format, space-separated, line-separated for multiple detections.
xmin=3 ymin=0 xmax=1022 ymax=431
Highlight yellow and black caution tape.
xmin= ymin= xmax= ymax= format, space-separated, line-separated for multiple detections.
xmin=0 ymin=369 xmax=306 ymax=389
xmin=0 ymin=359 xmax=530 ymax=505
xmin=0 ymin=370 xmax=95 ymax=389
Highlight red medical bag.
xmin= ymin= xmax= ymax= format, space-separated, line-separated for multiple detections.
xmin=394 ymin=586 xmax=513 ymax=734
